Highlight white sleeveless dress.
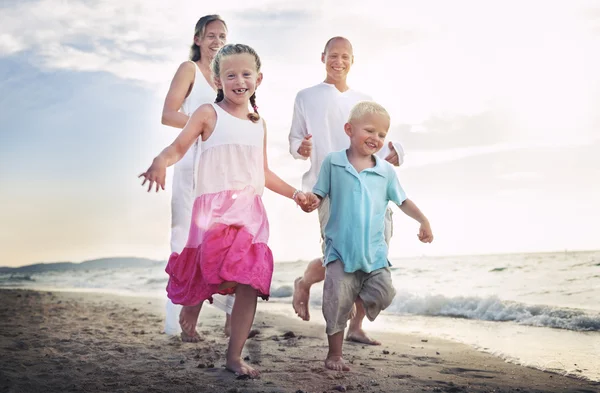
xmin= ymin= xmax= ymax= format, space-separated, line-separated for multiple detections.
xmin=166 ymin=104 xmax=273 ymax=305
xmin=164 ymin=62 xmax=232 ymax=335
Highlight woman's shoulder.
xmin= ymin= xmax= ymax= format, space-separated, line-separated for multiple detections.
xmin=173 ymin=61 xmax=197 ymax=79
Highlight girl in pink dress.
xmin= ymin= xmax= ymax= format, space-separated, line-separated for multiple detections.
xmin=139 ymin=43 xmax=316 ymax=377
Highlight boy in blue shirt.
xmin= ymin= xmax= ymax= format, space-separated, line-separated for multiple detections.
xmin=304 ymin=101 xmax=434 ymax=371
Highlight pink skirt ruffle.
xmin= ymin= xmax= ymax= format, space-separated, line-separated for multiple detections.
xmin=165 ymin=187 xmax=273 ymax=306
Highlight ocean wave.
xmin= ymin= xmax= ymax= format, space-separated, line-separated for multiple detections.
xmin=0 ymin=274 xmax=36 ymax=283
xmin=387 ymin=292 xmax=600 ymax=332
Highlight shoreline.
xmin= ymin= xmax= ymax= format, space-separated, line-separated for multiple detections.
xmin=1 ymin=288 xmax=599 ymax=393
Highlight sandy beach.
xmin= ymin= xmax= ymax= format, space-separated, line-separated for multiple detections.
xmin=1 ymin=288 xmax=598 ymax=393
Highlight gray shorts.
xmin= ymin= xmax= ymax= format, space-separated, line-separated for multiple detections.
xmin=322 ymin=260 xmax=396 ymax=336
xmin=318 ymin=196 xmax=393 ymax=255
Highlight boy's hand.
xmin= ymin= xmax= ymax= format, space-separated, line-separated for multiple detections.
xmin=418 ymin=222 xmax=433 ymax=243
xmin=138 ymin=157 xmax=166 ymax=192
xmin=297 ymin=192 xmax=320 ymax=212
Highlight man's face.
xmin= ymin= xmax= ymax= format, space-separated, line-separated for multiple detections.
xmin=321 ymin=38 xmax=354 ymax=82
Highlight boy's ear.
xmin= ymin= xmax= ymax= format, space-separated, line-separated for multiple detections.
xmin=344 ymin=122 xmax=352 ymax=137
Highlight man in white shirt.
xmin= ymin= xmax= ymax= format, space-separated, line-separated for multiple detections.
xmin=289 ymin=37 xmax=404 ymax=345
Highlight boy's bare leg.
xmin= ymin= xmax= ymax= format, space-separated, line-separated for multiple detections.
xmin=179 ymin=303 xmax=203 ymax=342
xmin=225 ymin=284 xmax=260 ymax=378
xmin=325 ymin=331 xmax=350 ymax=371
xmin=346 ymin=297 xmax=381 ymax=345
xmin=292 ymin=257 xmax=325 ymax=321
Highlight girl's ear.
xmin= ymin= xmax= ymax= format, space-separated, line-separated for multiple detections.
xmin=344 ymin=122 xmax=353 ymax=137
xmin=214 ymin=76 xmax=222 ymax=89
xmin=256 ymin=72 xmax=264 ymax=88
xmin=193 ymin=34 xmax=201 ymax=47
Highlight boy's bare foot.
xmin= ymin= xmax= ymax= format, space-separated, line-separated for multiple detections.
xmin=226 ymin=358 xmax=260 ymax=378
xmin=324 ymin=355 xmax=350 ymax=371
xmin=179 ymin=304 xmax=202 ymax=343
xmin=292 ymin=277 xmax=310 ymax=321
xmin=346 ymin=328 xmax=381 ymax=345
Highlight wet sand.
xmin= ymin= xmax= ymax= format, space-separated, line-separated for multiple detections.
xmin=1 ymin=288 xmax=598 ymax=393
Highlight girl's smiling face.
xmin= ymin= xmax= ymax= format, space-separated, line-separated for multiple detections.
xmin=215 ymin=53 xmax=263 ymax=105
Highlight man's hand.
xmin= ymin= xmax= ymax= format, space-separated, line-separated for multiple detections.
xmin=297 ymin=134 xmax=313 ymax=158
xmin=384 ymin=141 xmax=400 ymax=166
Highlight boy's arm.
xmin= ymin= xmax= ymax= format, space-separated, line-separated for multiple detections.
xmin=398 ymin=199 xmax=433 ymax=243
xmin=386 ymin=166 xmax=433 ymax=243
xmin=311 ymin=154 xmax=332 ymax=203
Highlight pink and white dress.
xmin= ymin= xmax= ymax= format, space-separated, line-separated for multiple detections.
xmin=166 ymin=104 xmax=273 ymax=306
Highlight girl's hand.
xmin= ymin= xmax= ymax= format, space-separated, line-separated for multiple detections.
xmin=138 ymin=157 xmax=167 ymax=192
xmin=297 ymin=192 xmax=320 ymax=212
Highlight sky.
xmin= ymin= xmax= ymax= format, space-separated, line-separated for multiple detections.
xmin=1 ymin=0 xmax=599 ymax=267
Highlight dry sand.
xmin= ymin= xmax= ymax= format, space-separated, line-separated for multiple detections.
xmin=1 ymin=288 xmax=598 ymax=393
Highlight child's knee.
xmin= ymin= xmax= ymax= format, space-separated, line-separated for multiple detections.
xmin=323 ymin=261 xmax=358 ymax=335
xmin=361 ymin=269 xmax=396 ymax=321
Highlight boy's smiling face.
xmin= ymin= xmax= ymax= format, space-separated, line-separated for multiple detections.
xmin=344 ymin=112 xmax=390 ymax=156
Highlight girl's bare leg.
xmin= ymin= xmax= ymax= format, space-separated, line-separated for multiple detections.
xmin=225 ymin=284 xmax=260 ymax=377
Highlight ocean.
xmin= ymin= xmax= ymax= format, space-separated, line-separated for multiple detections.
xmin=2 ymin=250 xmax=599 ymax=381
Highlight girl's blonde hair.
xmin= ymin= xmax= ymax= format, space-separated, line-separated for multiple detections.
xmin=189 ymin=15 xmax=227 ymax=62
xmin=212 ymin=44 xmax=262 ymax=123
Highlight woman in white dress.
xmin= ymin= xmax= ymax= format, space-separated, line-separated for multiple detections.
xmin=161 ymin=14 xmax=233 ymax=341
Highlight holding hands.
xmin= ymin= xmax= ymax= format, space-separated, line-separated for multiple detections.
xmin=293 ymin=191 xmax=320 ymax=212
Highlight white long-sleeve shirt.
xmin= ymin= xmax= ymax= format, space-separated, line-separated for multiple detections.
xmin=289 ymin=82 xmax=405 ymax=191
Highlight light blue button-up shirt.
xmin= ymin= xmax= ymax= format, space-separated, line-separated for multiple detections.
xmin=313 ymin=150 xmax=407 ymax=273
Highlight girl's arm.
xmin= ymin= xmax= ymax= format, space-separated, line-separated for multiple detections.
xmin=140 ymin=104 xmax=214 ymax=192
xmin=161 ymin=61 xmax=195 ymax=129
xmin=263 ymin=120 xmax=308 ymax=205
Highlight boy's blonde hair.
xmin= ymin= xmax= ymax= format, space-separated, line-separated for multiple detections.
xmin=348 ymin=101 xmax=390 ymax=123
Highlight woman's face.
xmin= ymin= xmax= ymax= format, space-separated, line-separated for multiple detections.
xmin=195 ymin=20 xmax=227 ymax=61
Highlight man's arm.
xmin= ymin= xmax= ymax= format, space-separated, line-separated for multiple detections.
xmin=288 ymin=94 xmax=310 ymax=160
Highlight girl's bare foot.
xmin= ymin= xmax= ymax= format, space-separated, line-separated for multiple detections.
xmin=324 ymin=355 xmax=350 ymax=371
xmin=292 ymin=277 xmax=310 ymax=321
xmin=226 ymin=358 xmax=260 ymax=378
xmin=346 ymin=328 xmax=381 ymax=346
xmin=179 ymin=304 xmax=202 ymax=343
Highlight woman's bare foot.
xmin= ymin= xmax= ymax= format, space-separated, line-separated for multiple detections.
xmin=324 ymin=355 xmax=350 ymax=371
xmin=226 ymin=358 xmax=260 ymax=378
xmin=292 ymin=277 xmax=310 ymax=321
xmin=179 ymin=304 xmax=202 ymax=343
xmin=346 ymin=328 xmax=381 ymax=346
